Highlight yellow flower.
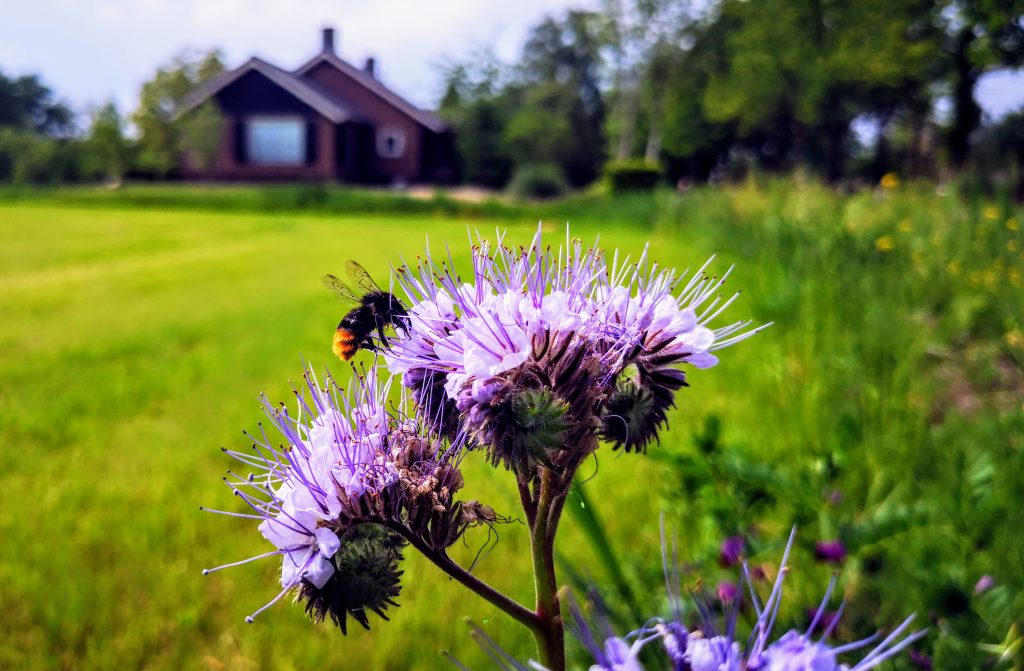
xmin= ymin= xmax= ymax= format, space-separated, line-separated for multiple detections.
xmin=898 ymin=219 xmax=912 ymax=233
xmin=875 ymin=235 xmax=895 ymax=252
xmin=1009 ymin=240 xmax=1019 ymax=253
xmin=1007 ymin=218 xmax=1019 ymax=231
xmin=983 ymin=206 xmax=999 ymax=220
xmin=1006 ymin=329 xmax=1024 ymax=349
xmin=947 ymin=260 xmax=961 ymax=274
xmin=1010 ymin=269 xmax=1021 ymax=287
xmin=880 ymin=173 xmax=900 ymax=189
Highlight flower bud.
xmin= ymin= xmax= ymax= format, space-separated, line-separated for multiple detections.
xmin=298 ymin=524 xmax=405 ymax=635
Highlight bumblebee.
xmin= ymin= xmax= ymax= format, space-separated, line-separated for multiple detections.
xmin=322 ymin=261 xmax=409 ymax=361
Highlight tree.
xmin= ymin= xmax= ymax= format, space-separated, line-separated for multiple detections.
xmin=0 ymin=70 xmax=74 ymax=136
xmin=83 ymin=102 xmax=131 ymax=181
xmin=940 ymin=1 xmax=1024 ymax=167
xmin=517 ymin=10 xmax=608 ymax=186
xmin=132 ymin=49 xmax=225 ymax=176
xmin=437 ymin=51 xmax=515 ymax=187
xmin=701 ymin=0 xmax=943 ymax=181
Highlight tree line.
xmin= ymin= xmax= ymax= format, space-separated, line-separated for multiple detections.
xmin=0 ymin=50 xmax=225 ymax=185
xmin=440 ymin=0 xmax=1024 ymax=192
xmin=1 ymin=0 xmax=1022 ymax=191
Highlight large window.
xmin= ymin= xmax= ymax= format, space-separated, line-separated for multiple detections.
xmin=246 ymin=116 xmax=306 ymax=166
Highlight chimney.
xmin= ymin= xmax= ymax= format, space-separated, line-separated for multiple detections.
xmin=321 ymin=27 xmax=336 ymax=54
xmin=363 ymin=57 xmax=376 ymax=78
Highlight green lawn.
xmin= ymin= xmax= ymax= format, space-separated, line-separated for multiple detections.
xmin=1 ymin=182 xmax=1021 ymax=669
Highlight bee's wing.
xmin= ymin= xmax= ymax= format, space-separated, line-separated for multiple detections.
xmin=346 ymin=260 xmax=384 ymax=295
xmin=321 ymin=273 xmax=360 ymax=304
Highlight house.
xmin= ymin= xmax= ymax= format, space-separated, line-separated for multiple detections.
xmin=175 ymin=28 xmax=455 ymax=184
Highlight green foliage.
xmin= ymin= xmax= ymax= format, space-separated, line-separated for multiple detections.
xmin=132 ymin=49 xmax=225 ymax=176
xmin=1 ymin=181 xmax=1022 ymax=668
xmin=604 ymin=160 xmax=662 ymax=192
xmin=0 ymin=129 xmax=88 ymax=185
xmin=81 ymin=103 xmax=132 ymax=181
xmin=506 ymin=163 xmax=569 ymax=200
xmin=0 ymin=69 xmax=74 ymax=136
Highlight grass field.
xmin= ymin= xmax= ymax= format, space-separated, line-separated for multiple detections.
xmin=1 ymin=181 xmax=1021 ymax=669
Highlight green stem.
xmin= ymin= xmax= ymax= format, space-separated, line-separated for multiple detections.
xmin=388 ymin=523 xmax=541 ymax=634
xmin=530 ymin=468 xmax=566 ymax=671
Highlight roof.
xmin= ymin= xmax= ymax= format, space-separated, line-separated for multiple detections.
xmin=294 ymin=52 xmax=448 ymax=133
xmin=175 ymin=52 xmax=448 ymax=134
xmin=173 ymin=57 xmax=353 ymax=123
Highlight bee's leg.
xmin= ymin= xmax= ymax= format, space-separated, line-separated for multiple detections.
xmin=375 ymin=316 xmax=391 ymax=349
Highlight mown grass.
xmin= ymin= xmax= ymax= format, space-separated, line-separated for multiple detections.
xmin=0 ymin=180 xmax=1021 ymax=670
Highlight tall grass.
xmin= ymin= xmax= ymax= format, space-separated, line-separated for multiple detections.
xmin=0 ymin=179 xmax=1020 ymax=669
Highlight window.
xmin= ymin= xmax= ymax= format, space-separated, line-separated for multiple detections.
xmin=376 ymin=126 xmax=406 ymax=159
xmin=246 ymin=116 xmax=306 ymax=166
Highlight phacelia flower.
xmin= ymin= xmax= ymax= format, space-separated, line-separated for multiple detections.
xmin=973 ymin=574 xmax=995 ymax=595
xmin=387 ymin=226 xmax=767 ymax=468
xmin=813 ymin=540 xmax=847 ymax=564
xmin=453 ymin=527 xmax=925 ymax=671
xmin=202 ymin=366 xmax=485 ymax=630
xmin=720 ymin=535 xmax=745 ymax=567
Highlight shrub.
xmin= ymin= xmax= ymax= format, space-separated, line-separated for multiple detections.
xmin=506 ymin=163 xmax=569 ymax=200
xmin=604 ymin=159 xmax=662 ymax=192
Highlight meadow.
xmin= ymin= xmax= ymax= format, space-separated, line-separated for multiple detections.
xmin=0 ymin=180 xmax=1021 ymax=670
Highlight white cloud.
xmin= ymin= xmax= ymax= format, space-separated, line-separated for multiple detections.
xmin=0 ymin=0 xmax=595 ymax=117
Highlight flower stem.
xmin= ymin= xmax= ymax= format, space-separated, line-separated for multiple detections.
xmin=388 ymin=523 xmax=542 ymax=634
xmin=530 ymin=468 xmax=566 ymax=671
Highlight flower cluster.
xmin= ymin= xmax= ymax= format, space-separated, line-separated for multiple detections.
xmin=387 ymin=227 xmax=767 ymax=468
xmin=459 ymin=529 xmax=926 ymax=671
xmin=202 ymin=367 xmax=491 ymax=631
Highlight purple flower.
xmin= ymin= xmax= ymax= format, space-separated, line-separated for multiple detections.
xmin=717 ymin=581 xmax=740 ymax=605
xmin=686 ymin=635 xmax=741 ymax=671
xmin=202 ymin=367 xmax=470 ymax=626
xmin=908 ymin=649 xmax=932 ymax=669
xmin=387 ymin=226 xmax=767 ymax=460
xmin=974 ymin=574 xmax=995 ymax=595
xmin=455 ymin=528 xmax=926 ymax=671
xmin=814 ymin=540 xmax=847 ymax=564
xmin=760 ymin=630 xmax=837 ymax=670
xmin=720 ymin=535 xmax=745 ymax=567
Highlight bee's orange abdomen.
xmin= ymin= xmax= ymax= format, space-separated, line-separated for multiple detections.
xmin=333 ymin=329 xmax=358 ymax=360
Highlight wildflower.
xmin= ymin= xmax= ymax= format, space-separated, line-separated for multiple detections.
xmin=456 ymin=528 xmax=925 ymax=671
xmin=908 ymin=650 xmax=933 ymax=670
xmin=814 ymin=540 xmax=847 ymax=564
xmin=387 ymin=226 xmax=767 ymax=467
xmin=874 ymin=235 xmax=895 ymax=253
xmin=717 ymin=581 xmax=740 ymax=605
xmin=947 ymin=260 xmax=960 ymax=275
xmin=974 ymin=575 xmax=996 ymax=595
xmin=983 ymin=206 xmax=999 ymax=221
xmin=1008 ymin=217 xmax=1020 ymax=231
xmin=202 ymin=367 xmax=486 ymax=630
xmin=897 ymin=219 xmax=912 ymax=233
xmin=720 ymin=535 xmax=745 ymax=567
xmin=880 ymin=173 xmax=899 ymax=189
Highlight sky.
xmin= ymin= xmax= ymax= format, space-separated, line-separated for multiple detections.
xmin=0 ymin=0 xmax=595 ymax=118
xmin=1 ymin=0 xmax=1022 ymax=124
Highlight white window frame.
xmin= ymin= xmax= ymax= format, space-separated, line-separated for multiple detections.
xmin=246 ymin=115 xmax=307 ymax=166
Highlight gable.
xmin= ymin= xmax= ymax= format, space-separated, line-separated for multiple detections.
xmin=175 ymin=58 xmax=351 ymax=124
xmin=295 ymin=53 xmax=447 ymax=133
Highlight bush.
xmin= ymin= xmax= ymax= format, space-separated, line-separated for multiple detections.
xmin=604 ymin=160 xmax=662 ymax=192
xmin=506 ymin=163 xmax=569 ymax=200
